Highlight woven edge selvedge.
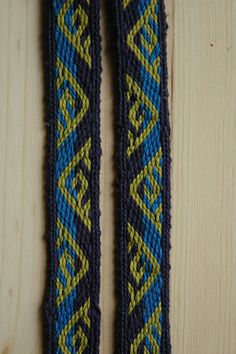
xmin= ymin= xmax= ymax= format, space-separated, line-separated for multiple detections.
xmin=41 ymin=0 xmax=57 ymax=352
xmin=159 ymin=0 xmax=172 ymax=353
xmin=114 ymin=2 xmax=129 ymax=354
xmin=89 ymin=0 xmax=102 ymax=352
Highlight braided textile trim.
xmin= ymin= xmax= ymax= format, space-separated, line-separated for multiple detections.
xmin=115 ymin=0 xmax=171 ymax=353
xmin=45 ymin=1 xmax=101 ymax=353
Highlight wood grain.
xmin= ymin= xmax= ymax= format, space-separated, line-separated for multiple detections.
xmin=0 ymin=1 xmax=45 ymax=353
xmin=170 ymin=1 xmax=236 ymax=353
xmin=0 ymin=0 xmax=235 ymax=353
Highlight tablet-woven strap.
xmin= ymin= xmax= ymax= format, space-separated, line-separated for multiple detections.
xmin=44 ymin=1 xmax=101 ymax=353
xmin=114 ymin=0 xmax=171 ymax=352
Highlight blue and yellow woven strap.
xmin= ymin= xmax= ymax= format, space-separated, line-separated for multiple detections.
xmin=44 ymin=0 xmax=170 ymax=353
xmin=114 ymin=0 xmax=171 ymax=353
xmin=44 ymin=1 xmax=101 ymax=353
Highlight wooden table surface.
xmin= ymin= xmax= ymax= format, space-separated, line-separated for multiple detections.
xmin=0 ymin=1 xmax=236 ymax=353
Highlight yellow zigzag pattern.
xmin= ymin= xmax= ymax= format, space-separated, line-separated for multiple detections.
xmin=57 ymin=0 xmax=91 ymax=67
xmin=56 ymin=1 xmax=92 ymax=351
xmin=130 ymin=148 xmax=162 ymax=232
xmin=126 ymin=0 xmax=160 ymax=157
xmin=130 ymin=303 xmax=162 ymax=354
xmin=58 ymin=138 xmax=92 ymax=231
xmin=128 ymin=148 xmax=163 ymax=349
xmin=56 ymin=219 xmax=89 ymax=306
xmin=126 ymin=75 xmax=160 ymax=157
xmin=125 ymin=2 xmax=163 ymax=350
xmin=56 ymin=59 xmax=89 ymax=148
xmin=127 ymin=1 xmax=160 ymax=84
xmin=128 ymin=223 xmax=160 ymax=313
xmin=58 ymin=299 xmax=91 ymax=354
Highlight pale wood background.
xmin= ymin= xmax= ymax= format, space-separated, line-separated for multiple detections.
xmin=0 ymin=0 xmax=236 ymax=353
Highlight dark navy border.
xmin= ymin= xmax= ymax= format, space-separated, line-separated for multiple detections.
xmin=89 ymin=0 xmax=102 ymax=352
xmin=113 ymin=0 xmax=129 ymax=353
xmin=42 ymin=0 xmax=57 ymax=352
xmin=159 ymin=0 xmax=172 ymax=353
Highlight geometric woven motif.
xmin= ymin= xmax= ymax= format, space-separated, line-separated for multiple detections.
xmin=45 ymin=1 xmax=101 ymax=353
xmin=115 ymin=0 xmax=171 ymax=353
